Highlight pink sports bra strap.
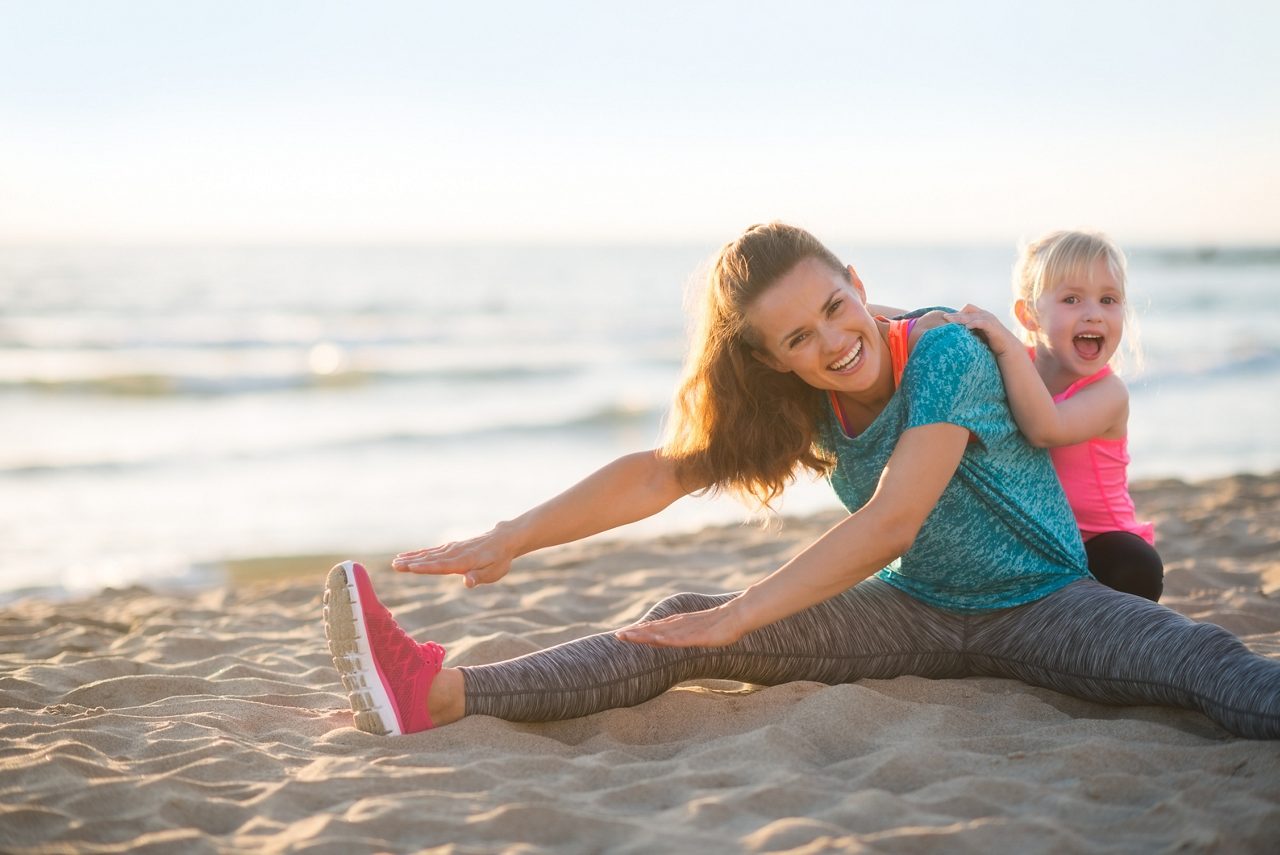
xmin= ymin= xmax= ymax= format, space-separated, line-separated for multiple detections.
xmin=1054 ymin=365 xmax=1113 ymax=402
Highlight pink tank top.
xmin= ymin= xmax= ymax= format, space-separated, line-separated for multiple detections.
xmin=1047 ymin=365 xmax=1155 ymax=545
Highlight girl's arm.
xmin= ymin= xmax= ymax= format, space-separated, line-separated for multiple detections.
xmin=392 ymin=450 xmax=692 ymax=586
xmin=943 ymin=304 xmax=1127 ymax=447
xmin=616 ymin=421 xmax=970 ymax=647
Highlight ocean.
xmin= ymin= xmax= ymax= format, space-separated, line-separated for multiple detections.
xmin=3 ymin=241 xmax=1278 ymax=599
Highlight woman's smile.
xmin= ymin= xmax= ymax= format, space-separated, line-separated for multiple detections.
xmin=827 ymin=338 xmax=864 ymax=373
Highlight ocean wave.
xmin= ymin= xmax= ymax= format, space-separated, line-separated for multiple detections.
xmin=363 ymin=403 xmax=663 ymax=444
xmin=1133 ymin=346 xmax=1280 ymax=387
xmin=0 ymin=362 xmax=588 ymax=397
xmin=0 ymin=403 xmax=665 ymax=478
xmin=1138 ymin=246 xmax=1280 ymax=266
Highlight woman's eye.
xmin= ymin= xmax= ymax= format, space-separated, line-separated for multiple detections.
xmin=788 ymin=333 xmax=808 ymax=349
xmin=827 ymin=300 xmax=843 ymax=316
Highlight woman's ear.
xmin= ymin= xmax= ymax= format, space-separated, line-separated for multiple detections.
xmin=1013 ymin=298 xmax=1039 ymax=332
xmin=846 ymin=265 xmax=868 ymax=303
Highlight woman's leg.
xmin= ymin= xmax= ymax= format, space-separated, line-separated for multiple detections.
xmin=1084 ymin=531 xmax=1164 ymax=601
xmin=461 ymin=578 xmax=970 ymax=722
xmin=968 ymin=579 xmax=1280 ymax=738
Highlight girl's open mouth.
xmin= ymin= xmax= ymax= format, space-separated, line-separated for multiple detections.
xmin=1073 ymin=333 xmax=1104 ymax=360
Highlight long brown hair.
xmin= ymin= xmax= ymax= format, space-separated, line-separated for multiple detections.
xmin=661 ymin=222 xmax=846 ymax=508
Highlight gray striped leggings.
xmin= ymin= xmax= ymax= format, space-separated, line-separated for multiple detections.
xmin=460 ymin=578 xmax=1280 ymax=738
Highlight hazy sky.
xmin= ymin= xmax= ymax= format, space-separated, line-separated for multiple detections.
xmin=2 ymin=0 xmax=1277 ymax=244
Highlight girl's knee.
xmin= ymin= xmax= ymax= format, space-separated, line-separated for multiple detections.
xmin=1102 ymin=564 xmax=1163 ymax=602
xmin=1085 ymin=534 xmax=1165 ymax=602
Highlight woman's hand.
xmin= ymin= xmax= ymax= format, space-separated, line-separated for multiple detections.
xmin=391 ymin=524 xmax=519 ymax=588
xmin=943 ymin=304 xmax=1022 ymax=357
xmin=615 ymin=604 xmax=746 ymax=648
xmin=388 ymin=451 xmax=690 ymax=590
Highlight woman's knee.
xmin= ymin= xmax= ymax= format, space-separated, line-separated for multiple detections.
xmin=640 ymin=591 xmax=729 ymax=622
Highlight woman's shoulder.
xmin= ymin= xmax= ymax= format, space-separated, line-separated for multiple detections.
xmin=905 ymin=309 xmax=950 ymax=348
xmin=901 ymin=315 xmax=998 ymax=388
xmin=908 ymin=312 xmax=985 ymax=357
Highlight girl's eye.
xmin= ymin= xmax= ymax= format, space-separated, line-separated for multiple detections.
xmin=1101 ymin=295 xmax=1120 ymax=304
xmin=788 ymin=332 xmax=809 ymax=349
xmin=1062 ymin=295 xmax=1079 ymax=304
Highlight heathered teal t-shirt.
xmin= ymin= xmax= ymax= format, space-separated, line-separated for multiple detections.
xmin=817 ymin=322 xmax=1089 ymax=612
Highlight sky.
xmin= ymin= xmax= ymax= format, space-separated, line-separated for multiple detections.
xmin=2 ymin=0 xmax=1278 ymax=245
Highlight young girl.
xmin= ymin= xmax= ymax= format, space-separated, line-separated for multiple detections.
xmin=324 ymin=222 xmax=1278 ymax=738
xmin=944 ymin=231 xmax=1163 ymax=601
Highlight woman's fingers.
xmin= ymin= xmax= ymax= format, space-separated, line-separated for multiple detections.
xmin=389 ymin=535 xmax=513 ymax=587
xmin=391 ymin=546 xmax=451 ymax=566
xmin=615 ymin=608 xmax=738 ymax=648
xmin=392 ymin=537 xmax=480 ymax=570
xmin=462 ymin=559 xmax=511 ymax=587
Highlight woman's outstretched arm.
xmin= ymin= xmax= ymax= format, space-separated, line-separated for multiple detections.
xmin=617 ymin=422 xmax=969 ymax=647
xmin=391 ymin=450 xmax=692 ymax=586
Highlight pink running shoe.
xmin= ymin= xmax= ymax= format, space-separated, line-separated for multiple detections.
xmin=323 ymin=560 xmax=445 ymax=735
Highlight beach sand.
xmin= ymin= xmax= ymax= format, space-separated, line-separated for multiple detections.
xmin=2 ymin=473 xmax=1279 ymax=853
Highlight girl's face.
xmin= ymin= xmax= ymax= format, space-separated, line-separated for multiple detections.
xmin=1017 ymin=257 xmax=1125 ymax=375
xmin=745 ymin=257 xmax=888 ymax=397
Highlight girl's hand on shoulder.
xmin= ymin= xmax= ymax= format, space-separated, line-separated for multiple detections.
xmin=943 ymin=304 xmax=1021 ymax=357
xmin=615 ymin=604 xmax=745 ymax=648
xmin=391 ymin=524 xmax=518 ymax=588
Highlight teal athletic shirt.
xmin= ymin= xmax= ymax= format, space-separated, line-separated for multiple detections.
xmin=817 ymin=321 xmax=1089 ymax=612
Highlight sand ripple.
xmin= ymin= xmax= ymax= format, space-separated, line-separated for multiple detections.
xmin=1 ymin=474 xmax=1279 ymax=853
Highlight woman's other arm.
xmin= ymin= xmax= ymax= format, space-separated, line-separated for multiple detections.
xmin=617 ymin=421 xmax=970 ymax=647
xmin=393 ymin=450 xmax=692 ymax=586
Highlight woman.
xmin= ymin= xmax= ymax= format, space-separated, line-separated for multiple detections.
xmin=324 ymin=222 xmax=1280 ymax=738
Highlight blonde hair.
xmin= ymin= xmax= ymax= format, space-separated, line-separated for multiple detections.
xmin=1012 ymin=229 xmax=1142 ymax=371
xmin=661 ymin=222 xmax=842 ymax=509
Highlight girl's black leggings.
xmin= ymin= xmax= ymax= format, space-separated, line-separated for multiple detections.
xmin=1086 ymin=531 xmax=1164 ymax=602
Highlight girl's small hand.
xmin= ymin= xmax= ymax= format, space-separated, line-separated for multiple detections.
xmin=943 ymin=304 xmax=1021 ymax=357
xmin=391 ymin=526 xmax=516 ymax=588
xmin=615 ymin=605 xmax=745 ymax=648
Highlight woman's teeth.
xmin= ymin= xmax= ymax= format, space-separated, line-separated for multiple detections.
xmin=829 ymin=340 xmax=863 ymax=371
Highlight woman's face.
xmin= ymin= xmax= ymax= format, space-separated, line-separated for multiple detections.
xmin=745 ymin=257 xmax=887 ymax=397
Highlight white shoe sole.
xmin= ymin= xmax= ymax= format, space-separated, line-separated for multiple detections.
xmin=323 ymin=560 xmax=403 ymax=736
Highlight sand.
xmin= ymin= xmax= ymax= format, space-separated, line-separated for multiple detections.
xmin=2 ymin=473 xmax=1279 ymax=854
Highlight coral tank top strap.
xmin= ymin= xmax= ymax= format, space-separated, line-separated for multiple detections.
xmin=887 ymin=317 xmax=917 ymax=388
